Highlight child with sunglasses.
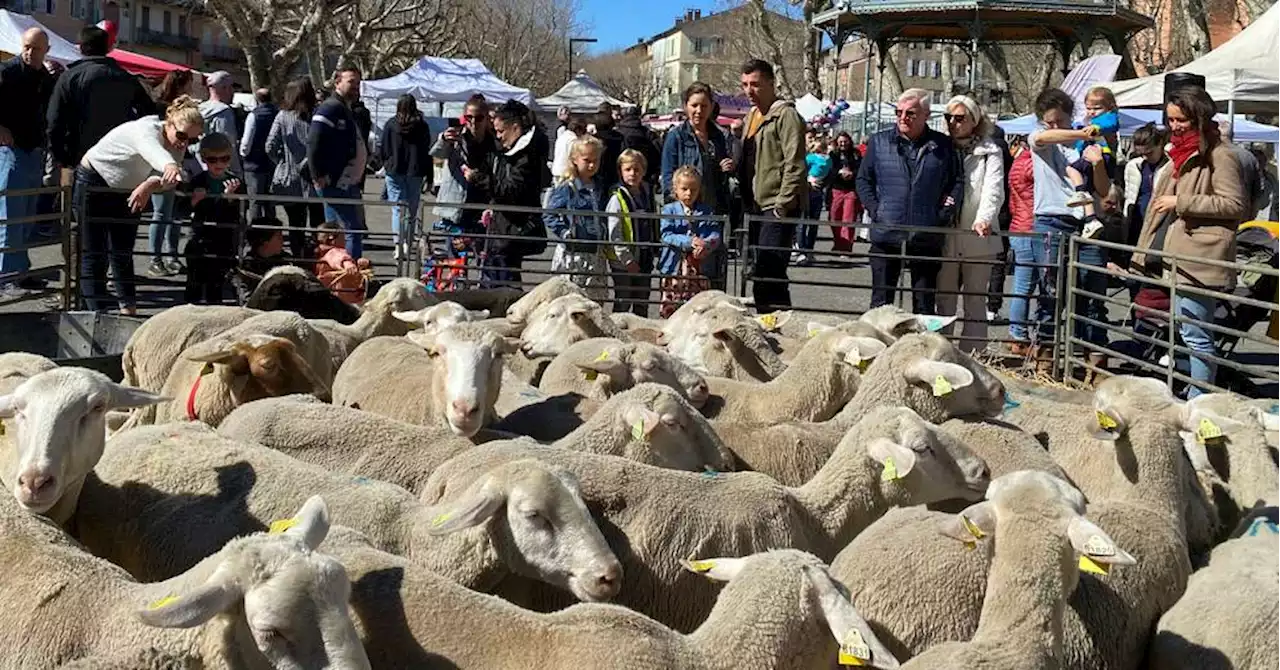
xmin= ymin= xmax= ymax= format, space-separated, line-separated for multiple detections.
xmin=182 ymin=132 xmax=244 ymax=304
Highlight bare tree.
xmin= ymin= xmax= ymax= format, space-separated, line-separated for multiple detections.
xmin=713 ymin=0 xmax=807 ymax=96
xmin=583 ymin=49 xmax=662 ymax=108
xmin=449 ymin=0 xmax=584 ymax=96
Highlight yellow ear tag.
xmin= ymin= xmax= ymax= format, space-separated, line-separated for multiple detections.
xmin=880 ymin=456 xmax=900 ymax=482
xmin=631 ymin=421 xmax=646 ymax=441
xmin=147 ymin=594 xmax=179 ymax=610
xmin=268 ymin=518 xmax=297 ymax=534
xmin=1078 ymin=555 xmax=1110 ymax=575
xmin=199 ymin=362 xmax=215 ymax=376
xmin=838 ymin=628 xmax=872 ymax=666
xmin=1196 ymin=418 xmax=1223 ymax=445
xmin=807 ymin=329 xmax=819 ymax=338
xmin=0 ymin=420 xmax=5 ymax=436
xmin=583 ymin=369 xmax=599 ymax=381
xmin=961 ymin=514 xmax=986 ymax=541
xmin=430 ymin=512 xmax=451 ymax=528
xmin=595 ymin=350 xmax=610 ymax=362
xmin=856 ymin=358 xmax=870 ymax=373
xmin=1082 ymin=534 xmax=1115 ymax=557
xmin=1096 ymin=411 xmax=1118 ymax=430
xmin=932 ymin=375 xmax=953 ymax=397
xmin=686 ymin=559 xmax=716 ymax=573
xmin=757 ymin=313 xmax=778 ymax=330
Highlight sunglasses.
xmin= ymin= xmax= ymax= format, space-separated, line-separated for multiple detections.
xmin=203 ymin=155 xmax=232 ymax=165
xmin=943 ymin=113 xmax=968 ymax=124
xmin=894 ymin=109 xmax=918 ymax=119
xmin=463 ymin=114 xmax=485 ymax=121
xmin=173 ymin=129 xmax=200 ymax=145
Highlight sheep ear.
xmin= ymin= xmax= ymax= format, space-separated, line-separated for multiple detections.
xmin=392 ymin=309 xmax=428 ymax=326
xmin=105 ymin=384 xmax=168 ymax=410
xmin=683 ymin=556 xmax=746 ymax=581
xmin=754 ymin=311 xmax=790 ymax=331
xmin=622 ymin=404 xmax=661 ymax=441
xmin=938 ymin=501 xmax=996 ymax=544
xmin=1180 ymin=404 xmax=1244 ymax=445
xmin=806 ymin=321 xmax=834 ymax=338
xmin=468 ymin=309 xmax=491 ymax=320
xmin=405 ymin=330 xmax=438 ymax=351
xmin=1178 ymin=431 xmax=1215 ymax=475
xmin=575 ymin=347 xmax=628 ymax=375
xmin=1254 ymin=404 xmax=1279 ymax=432
xmin=1090 ymin=406 xmax=1125 ymax=441
xmin=1068 ymin=516 xmax=1136 ymax=571
xmin=902 ymin=360 xmax=973 ymax=396
xmin=274 ymin=495 xmax=330 ymax=551
xmin=806 ymin=565 xmax=902 ymax=669
xmin=424 ymin=481 xmax=505 ymax=535
xmin=137 ymin=580 xmax=242 ymax=629
xmin=916 ymin=314 xmax=957 ymax=332
xmin=0 ymin=394 xmax=19 ymax=418
xmin=866 ymin=437 xmax=917 ymax=481
xmin=182 ymin=340 xmax=241 ymax=364
xmin=835 ymin=336 xmax=886 ymax=369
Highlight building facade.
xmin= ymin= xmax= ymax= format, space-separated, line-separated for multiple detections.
xmin=822 ymin=38 xmax=1000 ymax=109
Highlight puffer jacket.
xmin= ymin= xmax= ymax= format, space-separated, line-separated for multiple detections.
xmin=855 ymin=127 xmax=963 ymax=249
xmin=1131 ymin=142 xmax=1247 ymax=289
xmin=944 ymin=137 xmax=1005 ymax=258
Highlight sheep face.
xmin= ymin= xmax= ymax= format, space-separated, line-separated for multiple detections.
xmin=582 ymin=343 xmax=710 ymax=408
xmin=665 ymin=303 xmax=767 ymax=378
xmin=395 ymin=302 xmax=490 ymax=336
xmin=862 ymin=406 xmax=991 ymax=503
xmin=0 ymin=368 xmax=163 ymax=514
xmin=621 ymin=386 xmax=716 ymax=471
xmin=859 ymin=305 xmax=957 ymax=339
xmin=518 ymin=294 xmax=609 ymax=358
xmin=425 ymin=460 xmax=623 ymax=602
xmin=185 ymin=335 xmax=331 ymax=423
xmin=505 ymin=277 xmax=582 ymax=325
xmin=869 ymin=333 xmax=1005 ymax=422
xmin=138 ymin=496 xmax=371 ymax=670
xmin=657 ymin=290 xmax=745 ymax=344
xmin=415 ymin=324 xmax=518 ymax=437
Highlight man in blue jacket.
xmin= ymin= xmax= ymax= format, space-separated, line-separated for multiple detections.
xmin=856 ymin=88 xmax=963 ymax=314
xmin=307 ymin=66 xmax=366 ymax=258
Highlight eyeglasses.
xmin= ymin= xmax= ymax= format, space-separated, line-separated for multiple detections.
xmin=463 ymin=114 xmax=485 ymax=121
xmin=943 ymin=113 xmax=967 ymax=124
xmin=894 ymin=109 xmax=918 ymax=120
xmin=203 ymin=155 xmax=232 ymax=165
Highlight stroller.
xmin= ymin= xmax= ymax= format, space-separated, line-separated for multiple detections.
xmin=1126 ymin=220 xmax=1278 ymax=395
xmin=421 ymin=218 xmax=480 ymax=292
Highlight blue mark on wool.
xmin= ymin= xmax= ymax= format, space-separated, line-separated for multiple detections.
xmin=1003 ymin=393 xmax=1021 ymax=412
xmin=1247 ymin=518 xmax=1278 ymax=536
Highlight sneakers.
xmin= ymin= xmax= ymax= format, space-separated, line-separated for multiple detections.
xmin=165 ymin=258 xmax=185 ymax=275
xmin=986 ymin=310 xmax=997 ymax=322
xmin=0 ymin=283 xmax=28 ymax=300
xmin=795 ymin=254 xmax=813 ymax=267
xmin=1066 ymin=192 xmax=1093 ymax=208
xmin=1082 ymin=219 xmax=1104 ymax=239
xmin=146 ymin=260 xmax=170 ymax=278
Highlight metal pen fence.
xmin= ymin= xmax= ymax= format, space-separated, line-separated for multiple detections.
xmin=0 ymin=185 xmax=74 ymax=310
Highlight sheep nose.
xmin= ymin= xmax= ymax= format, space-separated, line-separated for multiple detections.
xmin=591 ymin=562 xmax=623 ymax=599
xmin=17 ymin=472 xmax=55 ymax=501
xmin=690 ymin=382 xmax=709 ymax=403
xmin=450 ymin=399 xmax=478 ymax=418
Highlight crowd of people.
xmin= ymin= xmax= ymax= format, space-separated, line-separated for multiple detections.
xmin=0 ymin=35 xmax=1274 ymax=395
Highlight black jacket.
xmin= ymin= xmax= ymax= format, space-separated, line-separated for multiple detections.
xmin=828 ymin=147 xmax=861 ymax=193
xmin=46 ymin=56 xmax=155 ymax=167
xmin=0 ymin=57 xmax=55 ymax=152
xmin=594 ymin=127 xmax=625 ymax=190
xmin=486 ymin=129 xmax=547 ymax=257
xmin=379 ymin=115 xmax=433 ymax=180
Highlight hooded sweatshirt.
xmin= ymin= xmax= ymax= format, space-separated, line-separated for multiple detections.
xmin=47 ymin=55 xmax=157 ymax=167
xmin=198 ymin=99 xmax=242 ymax=173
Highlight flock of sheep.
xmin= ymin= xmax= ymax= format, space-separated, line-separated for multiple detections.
xmin=0 ymin=267 xmax=1276 ymax=669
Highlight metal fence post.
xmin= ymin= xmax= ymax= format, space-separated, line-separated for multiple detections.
xmin=60 ymin=184 xmax=74 ymax=311
xmin=1050 ymin=232 xmax=1069 ymax=379
xmin=1167 ymin=258 xmax=1179 ymax=394
xmin=1063 ymin=235 xmax=1078 ymax=382
xmin=736 ymin=216 xmax=750 ymax=299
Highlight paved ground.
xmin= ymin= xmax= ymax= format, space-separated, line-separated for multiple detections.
xmin=6 ymin=177 xmax=1276 ymax=396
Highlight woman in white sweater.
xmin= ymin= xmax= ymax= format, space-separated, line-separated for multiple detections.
xmin=936 ymin=94 xmax=1006 ymax=353
xmin=74 ymin=96 xmax=201 ymax=314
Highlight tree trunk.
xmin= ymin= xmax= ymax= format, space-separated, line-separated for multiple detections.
xmin=881 ymin=45 xmax=905 ymax=99
xmin=802 ymin=1 xmax=823 ymax=99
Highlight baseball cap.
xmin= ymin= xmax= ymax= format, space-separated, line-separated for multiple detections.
xmin=206 ymin=71 xmax=233 ymax=88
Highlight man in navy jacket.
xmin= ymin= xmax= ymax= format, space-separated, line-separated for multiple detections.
xmin=856 ymin=88 xmax=963 ymax=314
xmin=307 ymin=66 xmax=366 ymax=257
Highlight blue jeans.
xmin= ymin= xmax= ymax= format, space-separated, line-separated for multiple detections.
xmin=1073 ymin=242 xmax=1109 ymax=348
xmin=147 ymin=191 xmax=180 ymax=261
xmin=315 ymin=184 xmax=366 ymax=258
xmin=796 ymin=190 xmax=823 ymax=251
xmin=384 ymin=174 xmax=424 ymax=247
xmin=1008 ymin=233 xmax=1051 ymax=342
xmin=0 ymin=146 xmax=45 ymax=282
xmin=1177 ymin=292 xmax=1218 ymax=398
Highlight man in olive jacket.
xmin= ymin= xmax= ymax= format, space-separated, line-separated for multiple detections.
xmin=738 ymin=59 xmax=807 ymax=311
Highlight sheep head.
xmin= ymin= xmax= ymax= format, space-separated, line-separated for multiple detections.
xmin=657 ymin=290 xmax=747 ymax=345
xmin=518 ymin=294 xmax=610 ymax=358
xmin=859 ymin=305 xmax=957 ymax=339
xmin=185 ymin=335 xmax=332 ymax=424
xmin=573 ymin=342 xmax=710 ymax=408
xmin=505 ymin=277 xmax=583 ymax=326
xmin=608 ymin=383 xmax=732 ymax=472
xmin=394 ymin=301 xmax=490 ymax=336
xmin=854 ymin=405 xmax=991 ymax=504
xmin=0 ymin=368 xmax=164 ymax=515
xmin=666 ymin=302 xmax=781 ymax=380
xmin=859 ymin=333 xmax=1006 ymax=422
xmin=938 ymin=470 xmax=1136 ymax=585
xmin=409 ymin=323 xmax=519 ymax=437
xmin=422 ymin=459 xmax=623 ymax=603
xmin=137 ymin=496 xmax=371 ymax=670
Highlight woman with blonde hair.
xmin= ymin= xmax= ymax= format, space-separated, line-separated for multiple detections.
xmin=75 ymin=95 xmax=202 ymax=313
xmin=936 ymin=93 xmax=1005 ymax=352
xmin=543 ymin=134 xmax=610 ymax=299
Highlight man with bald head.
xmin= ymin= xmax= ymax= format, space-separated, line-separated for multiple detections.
xmin=0 ymin=27 xmax=56 ymax=295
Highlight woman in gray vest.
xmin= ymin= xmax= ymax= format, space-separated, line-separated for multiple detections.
xmin=265 ymin=76 xmax=324 ymax=260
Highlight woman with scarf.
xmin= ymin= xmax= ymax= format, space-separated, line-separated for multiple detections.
xmin=936 ymin=95 xmax=1005 ymax=353
xmin=826 ymin=131 xmax=862 ymax=253
xmin=1131 ymin=86 xmax=1247 ymax=397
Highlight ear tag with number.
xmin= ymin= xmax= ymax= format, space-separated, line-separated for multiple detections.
xmin=1082 ymin=534 xmax=1114 ymax=556
xmin=583 ymin=369 xmax=599 ymax=381
xmin=268 ymin=517 xmax=297 ymax=534
xmin=932 ymin=375 xmax=953 ymax=397
xmin=1078 ymin=555 xmax=1110 ymax=575
xmin=631 ymin=421 xmax=646 ymax=441
xmin=1196 ymin=418 xmax=1224 ymax=445
xmin=880 ymin=456 xmax=900 ymax=482
xmin=838 ymin=628 xmax=872 ymax=666
xmin=686 ymin=559 xmax=716 ymax=574
xmin=430 ymin=512 xmax=452 ymax=528
xmin=757 ymin=313 xmax=778 ymax=330
xmin=857 ymin=358 xmax=870 ymax=372
xmin=1096 ymin=411 xmax=1118 ymax=430
xmin=961 ymin=514 xmax=986 ymax=541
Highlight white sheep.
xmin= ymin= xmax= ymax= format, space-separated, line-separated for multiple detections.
xmin=831 ymin=377 xmax=1202 ymax=669
xmin=331 ymin=323 xmax=518 ymax=436
xmin=517 ymin=293 xmax=626 ymax=358
xmin=1176 ymin=393 xmax=1279 ymax=533
xmin=78 ymin=423 xmax=623 ymax=605
xmin=1148 ymin=509 xmax=1279 ymax=670
xmin=391 ymin=300 xmax=492 ymax=338
xmin=120 ymin=304 xmax=258 ymax=393
xmin=122 ymin=311 xmax=335 ymax=428
xmin=0 ymin=494 xmax=370 ymax=669
xmin=858 ymin=305 xmax=955 ymax=338
xmin=657 ymin=290 xmax=750 ymax=344
xmin=699 ymin=330 xmax=885 ymax=424
xmin=307 ymin=276 xmax=434 ymax=370
xmin=896 ymin=470 xmax=1136 ymax=669
xmin=330 ymin=535 xmax=898 ymax=669
xmin=710 ymin=332 xmax=1006 ymax=485
xmin=504 ymin=276 xmax=584 ymax=326
xmin=538 ymin=338 xmax=710 ymax=409
xmin=0 ymin=367 xmax=164 ymax=527
xmin=423 ymin=405 xmax=990 ymax=632
xmin=663 ymin=302 xmax=789 ymax=381
xmin=0 ymin=351 xmax=57 ymax=394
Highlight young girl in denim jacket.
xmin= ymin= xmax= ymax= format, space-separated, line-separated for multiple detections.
xmin=544 ymin=135 xmax=610 ymax=301
xmin=659 ymin=165 xmax=721 ymax=316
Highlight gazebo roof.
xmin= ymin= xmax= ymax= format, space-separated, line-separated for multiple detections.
xmin=813 ymin=0 xmax=1153 ymax=45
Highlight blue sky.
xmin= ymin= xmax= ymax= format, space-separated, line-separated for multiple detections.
xmin=581 ymin=0 xmax=723 ymax=53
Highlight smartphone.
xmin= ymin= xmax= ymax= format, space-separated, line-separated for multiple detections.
xmin=447 ymin=118 xmax=462 ymax=129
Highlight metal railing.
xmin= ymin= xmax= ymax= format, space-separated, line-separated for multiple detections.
xmin=0 ymin=185 xmax=74 ymax=311
xmin=1064 ymin=234 xmax=1279 ymax=397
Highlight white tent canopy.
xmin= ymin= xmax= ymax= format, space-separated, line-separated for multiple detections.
xmin=361 ymin=57 xmax=533 ymax=105
xmin=537 ymin=71 xmax=631 ymax=113
xmin=795 ymin=93 xmax=828 ymax=120
xmin=0 ymin=10 xmax=81 ymax=64
xmin=1109 ymin=3 xmax=1279 ymax=112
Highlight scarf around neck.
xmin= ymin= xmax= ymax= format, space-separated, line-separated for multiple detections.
xmin=1168 ymin=130 xmax=1200 ymax=178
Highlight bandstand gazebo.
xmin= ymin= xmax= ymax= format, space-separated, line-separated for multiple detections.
xmin=812 ymin=0 xmax=1154 ymax=136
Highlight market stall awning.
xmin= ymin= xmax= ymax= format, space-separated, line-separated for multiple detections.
xmin=0 ymin=9 xmax=80 ymax=63
xmin=538 ymin=71 xmax=631 ymax=113
xmin=361 ymin=56 xmax=533 ymax=104
xmin=108 ymin=48 xmax=192 ymax=78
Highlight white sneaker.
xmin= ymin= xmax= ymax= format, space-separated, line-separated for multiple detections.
xmin=1082 ymin=220 xmax=1104 ymax=239
xmin=1067 ymin=192 xmax=1093 ymax=208
xmin=986 ymin=310 xmax=997 ymax=322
